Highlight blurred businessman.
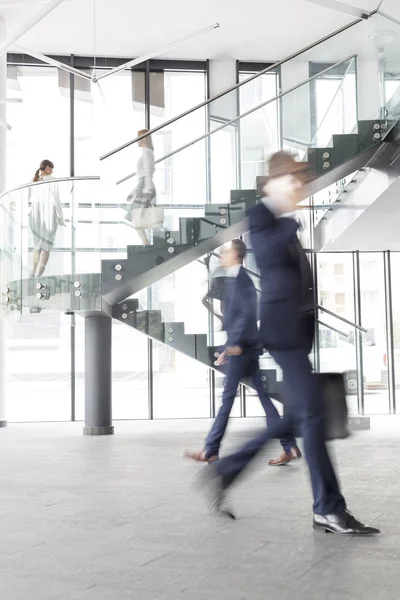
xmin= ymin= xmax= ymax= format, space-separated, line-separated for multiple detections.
xmin=199 ymin=152 xmax=379 ymax=536
xmin=186 ymin=239 xmax=300 ymax=465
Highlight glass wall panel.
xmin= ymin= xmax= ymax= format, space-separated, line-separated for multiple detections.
xmin=6 ymin=66 xmax=70 ymax=188
xmin=112 ymin=321 xmax=149 ymax=420
xmin=149 ymin=70 xmax=207 ymax=206
xmin=318 ymin=253 xmax=355 ymax=321
xmin=152 ymin=342 xmax=210 ymax=418
xmin=389 ymin=253 xmax=400 ymax=410
xmin=313 ymin=66 xmax=357 ymax=145
xmin=6 ymin=313 xmax=71 ymax=422
xmin=238 ymin=71 xmax=280 ymax=189
xmin=74 ymin=70 xmax=147 ymax=178
xmin=317 ymin=253 xmax=359 ymax=414
xmin=359 ymin=253 xmax=389 ymax=414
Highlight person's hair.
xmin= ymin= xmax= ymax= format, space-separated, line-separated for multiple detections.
xmin=231 ymin=239 xmax=247 ymax=263
xmin=137 ymin=129 xmax=154 ymax=150
xmin=33 ymin=159 xmax=54 ymax=182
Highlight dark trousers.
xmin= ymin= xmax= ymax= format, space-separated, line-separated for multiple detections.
xmin=214 ymin=348 xmax=346 ymax=515
xmin=205 ymin=350 xmax=296 ymax=458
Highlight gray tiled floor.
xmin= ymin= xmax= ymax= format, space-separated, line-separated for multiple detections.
xmin=0 ymin=418 xmax=399 ymax=600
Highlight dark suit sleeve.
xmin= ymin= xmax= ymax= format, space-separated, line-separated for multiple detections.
xmin=228 ymin=278 xmax=256 ymax=348
xmin=249 ymin=205 xmax=299 ymax=255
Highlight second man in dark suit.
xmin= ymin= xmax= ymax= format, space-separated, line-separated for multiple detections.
xmin=187 ymin=239 xmax=300 ymax=464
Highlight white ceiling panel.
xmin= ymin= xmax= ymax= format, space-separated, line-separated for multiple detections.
xmin=0 ymin=0 xmax=355 ymax=60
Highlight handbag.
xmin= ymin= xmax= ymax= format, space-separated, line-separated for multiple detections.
xmin=131 ymin=205 xmax=164 ymax=229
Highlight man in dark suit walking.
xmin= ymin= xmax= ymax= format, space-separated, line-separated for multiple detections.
xmin=187 ymin=239 xmax=300 ymax=464
xmin=200 ymin=152 xmax=379 ymax=536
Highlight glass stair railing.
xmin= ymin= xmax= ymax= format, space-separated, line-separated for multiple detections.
xmin=1 ymin=177 xmax=102 ymax=315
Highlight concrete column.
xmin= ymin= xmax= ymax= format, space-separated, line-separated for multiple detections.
xmin=83 ymin=314 xmax=114 ymax=435
xmin=0 ymin=17 xmax=7 ymax=428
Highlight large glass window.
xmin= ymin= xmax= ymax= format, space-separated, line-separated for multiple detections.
xmin=74 ymin=70 xmax=146 ymax=177
xmin=311 ymin=61 xmax=357 ymax=145
xmin=359 ymin=253 xmax=389 ymax=414
xmin=149 ymin=69 xmax=207 ymax=206
xmin=6 ymin=313 xmax=71 ymax=422
xmin=238 ymin=69 xmax=280 ymax=189
xmin=5 ymin=55 xmax=399 ymax=422
xmin=152 ymin=343 xmax=211 ymax=419
xmin=6 ymin=66 xmax=70 ymax=188
xmin=317 ymin=253 xmax=359 ymax=414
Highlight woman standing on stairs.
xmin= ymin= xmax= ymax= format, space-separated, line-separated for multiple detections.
xmin=128 ymin=129 xmax=162 ymax=246
xmin=29 ymin=159 xmax=65 ymax=277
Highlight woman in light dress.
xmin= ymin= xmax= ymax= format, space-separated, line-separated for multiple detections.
xmin=128 ymin=129 xmax=157 ymax=245
xmin=29 ymin=159 xmax=65 ymax=277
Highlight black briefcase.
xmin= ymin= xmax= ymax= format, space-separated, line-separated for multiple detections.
xmin=314 ymin=372 xmax=350 ymax=441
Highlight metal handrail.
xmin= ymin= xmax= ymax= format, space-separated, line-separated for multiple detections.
xmin=316 ymin=319 xmax=349 ymax=338
xmin=0 ymin=176 xmax=100 ymax=203
xmin=116 ymin=55 xmax=357 ymax=186
xmin=100 ymin=15 xmax=373 ymax=161
xmin=317 ymin=304 xmax=367 ymax=333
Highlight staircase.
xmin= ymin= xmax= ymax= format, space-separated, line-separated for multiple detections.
xmin=3 ymin=11 xmax=400 ymax=431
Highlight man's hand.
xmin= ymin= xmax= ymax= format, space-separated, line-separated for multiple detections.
xmin=226 ymin=346 xmax=243 ymax=356
xmin=215 ymin=351 xmax=227 ymax=366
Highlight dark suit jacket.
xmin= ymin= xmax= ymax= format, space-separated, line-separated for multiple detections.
xmin=222 ymin=266 xmax=261 ymax=351
xmin=249 ymin=202 xmax=314 ymax=352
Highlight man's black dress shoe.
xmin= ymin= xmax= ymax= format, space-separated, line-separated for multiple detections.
xmin=313 ymin=511 xmax=380 ymax=535
xmin=197 ymin=466 xmax=236 ymax=520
